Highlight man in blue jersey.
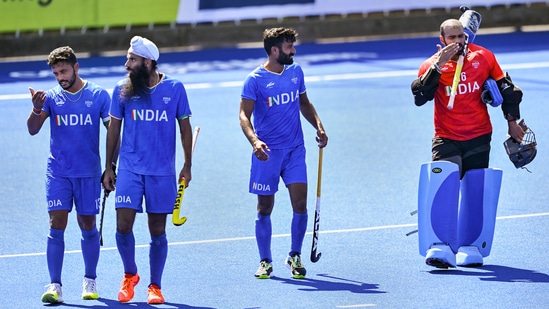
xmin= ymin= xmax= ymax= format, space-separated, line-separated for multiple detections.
xmin=239 ymin=27 xmax=328 ymax=279
xmin=101 ymin=36 xmax=193 ymax=304
xmin=27 ymin=46 xmax=111 ymax=303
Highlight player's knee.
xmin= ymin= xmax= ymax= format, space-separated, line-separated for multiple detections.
xmin=117 ymin=225 xmax=132 ymax=234
xmin=257 ymin=195 xmax=274 ymax=215
xmin=257 ymin=206 xmax=273 ymax=216
xmin=49 ymin=210 xmax=69 ymax=230
xmin=117 ymin=219 xmax=134 ymax=234
xmin=77 ymin=214 xmax=96 ymax=231
xmin=291 ymin=201 xmax=307 ymax=214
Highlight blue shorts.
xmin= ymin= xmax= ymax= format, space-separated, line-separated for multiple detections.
xmin=114 ymin=170 xmax=177 ymax=214
xmin=249 ymin=144 xmax=307 ymax=195
xmin=45 ymin=174 xmax=101 ymax=215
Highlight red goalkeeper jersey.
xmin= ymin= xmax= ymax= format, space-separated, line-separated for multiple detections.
xmin=418 ymin=43 xmax=505 ymax=141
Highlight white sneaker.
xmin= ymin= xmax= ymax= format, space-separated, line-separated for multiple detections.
xmin=254 ymin=260 xmax=273 ymax=279
xmin=82 ymin=277 xmax=99 ymax=300
xmin=285 ymin=254 xmax=307 ymax=279
xmin=41 ymin=283 xmax=63 ymax=303
xmin=425 ymin=244 xmax=456 ymax=268
xmin=456 ymin=246 xmax=484 ymax=267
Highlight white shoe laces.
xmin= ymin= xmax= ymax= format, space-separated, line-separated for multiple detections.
xmin=83 ymin=278 xmax=97 ymax=293
xmin=44 ymin=283 xmax=62 ymax=295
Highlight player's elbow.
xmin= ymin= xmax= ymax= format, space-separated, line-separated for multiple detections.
xmin=414 ymin=96 xmax=428 ymax=106
xmin=27 ymin=124 xmax=40 ymax=136
xmin=412 ymin=89 xmax=432 ymax=106
xmin=411 ymin=80 xmax=433 ymax=106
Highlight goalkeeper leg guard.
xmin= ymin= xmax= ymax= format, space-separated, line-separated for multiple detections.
xmin=457 ymin=168 xmax=503 ymax=266
xmin=418 ymin=161 xmax=460 ymax=268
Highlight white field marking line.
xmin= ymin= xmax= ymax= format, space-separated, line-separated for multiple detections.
xmin=336 ymin=304 xmax=377 ymax=308
xmin=3 ymin=61 xmax=549 ymax=101
xmin=2 ymin=212 xmax=548 ymax=259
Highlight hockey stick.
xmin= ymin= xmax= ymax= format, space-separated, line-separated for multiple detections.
xmin=310 ymin=147 xmax=323 ymax=263
xmin=99 ymin=190 xmax=108 ymax=246
xmin=447 ymin=6 xmax=480 ymax=110
xmin=446 ymin=35 xmax=468 ymax=110
xmin=172 ymin=126 xmax=200 ymax=226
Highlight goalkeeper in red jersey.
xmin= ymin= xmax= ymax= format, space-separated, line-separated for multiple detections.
xmin=411 ymin=13 xmax=526 ymax=269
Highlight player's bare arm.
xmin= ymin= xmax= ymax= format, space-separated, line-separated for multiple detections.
xmin=102 ymin=117 xmax=122 ymax=192
xmin=298 ymin=92 xmax=328 ymax=148
xmin=178 ymin=117 xmax=193 ymax=186
xmin=239 ymin=98 xmax=270 ymax=161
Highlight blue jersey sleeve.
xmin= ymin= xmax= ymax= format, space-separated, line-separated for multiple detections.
xmin=175 ymin=81 xmax=192 ymax=119
xmin=241 ymin=70 xmax=259 ymax=101
xmin=110 ymin=80 xmax=125 ymax=119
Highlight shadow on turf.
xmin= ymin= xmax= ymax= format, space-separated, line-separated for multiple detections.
xmin=270 ymin=273 xmax=386 ymax=294
xmin=428 ymin=265 xmax=549 ymax=283
xmin=49 ymin=298 xmax=216 ymax=308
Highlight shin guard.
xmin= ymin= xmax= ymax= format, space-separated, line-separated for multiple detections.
xmin=418 ymin=161 xmax=460 ymax=256
xmin=458 ymin=168 xmax=503 ymax=257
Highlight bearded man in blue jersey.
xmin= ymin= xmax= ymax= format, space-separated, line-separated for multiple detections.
xmin=27 ymin=46 xmax=112 ymax=303
xmin=102 ymin=36 xmax=194 ymax=304
xmin=239 ymin=27 xmax=328 ymax=279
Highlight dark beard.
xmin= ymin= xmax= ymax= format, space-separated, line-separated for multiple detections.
xmin=58 ymin=70 xmax=76 ymax=90
xmin=120 ymin=62 xmax=151 ymax=101
xmin=276 ymin=51 xmax=294 ymax=65
xmin=457 ymin=43 xmax=465 ymax=56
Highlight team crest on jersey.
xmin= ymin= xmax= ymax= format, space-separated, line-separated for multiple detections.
xmin=472 ymin=61 xmax=480 ymax=69
xmin=292 ymin=77 xmax=298 ymax=84
xmin=163 ymin=96 xmax=171 ymax=104
xmin=85 ymin=100 xmax=93 ymax=107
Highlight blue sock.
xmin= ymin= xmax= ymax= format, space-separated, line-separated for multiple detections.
xmin=47 ymin=228 xmax=65 ymax=284
xmin=149 ymin=234 xmax=168 ymax=288
xmin=290 ymin=211 xmax=308 ymax=256
xmin=116 ymin=231 xmax=137 ymax=275
xmin=81 ymin=227 xmax=100 ymax=279
xmin=255 ymin=214 xmax=272 ymax=262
